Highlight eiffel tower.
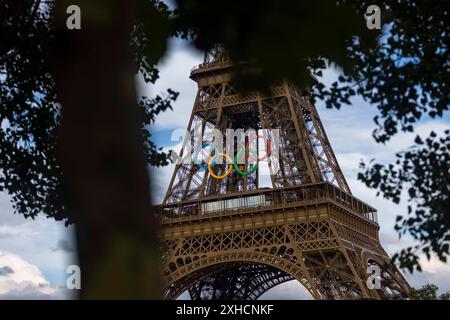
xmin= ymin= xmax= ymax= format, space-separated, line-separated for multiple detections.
xmin=158 ymin=47 xmax=410 ymax=300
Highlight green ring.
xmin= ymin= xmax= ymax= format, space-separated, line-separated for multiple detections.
xmin=233 ymin=148 xmax=259 ymax=175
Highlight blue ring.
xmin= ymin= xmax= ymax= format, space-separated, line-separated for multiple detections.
xmin=193 ymin=143 xmax=219 ymax=170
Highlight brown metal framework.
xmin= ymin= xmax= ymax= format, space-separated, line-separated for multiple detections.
xmin=158 ymin=49 xmax=410 ymax=299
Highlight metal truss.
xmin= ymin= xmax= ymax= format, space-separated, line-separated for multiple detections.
xmin=188 ymin=264 xmax=293 ymax=300
xmin=159 ymin=49 xmax=410 ymax=300
xmin=163 ymin=50 xmax=350 ymax=204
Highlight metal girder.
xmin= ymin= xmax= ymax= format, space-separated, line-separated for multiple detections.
xmin=159 ymin=48 xmax=410 ymax=300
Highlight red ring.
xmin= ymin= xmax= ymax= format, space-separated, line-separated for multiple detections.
xmin=245 ymin=134 xmax=271 ymax=161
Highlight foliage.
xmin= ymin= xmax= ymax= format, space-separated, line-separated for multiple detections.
xmin=140 ymin=89 xmax=179 ymax=167
xmin=359 ymin=131 xmax=450 ymax=272
xmin=350 ymin=1 xmax=449 ymax=272
xmin=173 ymin=0 xmax=448 ymax=142
xmin=0 ymin=1 xmax=63 ymax=220
xmin=410 ymin=283 xmax=450 ymax=300
xmin=173 ymin=0 xmax=376 ymax=91
xmin=0 ymin=0 xmax=177 ymax=223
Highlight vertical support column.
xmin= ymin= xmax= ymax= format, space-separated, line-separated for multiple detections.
xmin=163 ymin=95 xmax=198 ymax=203
xmin=285 ymin=225 xmax=321 ymax=299
xmin=257 ymin=94 xmax=278 ymax=188
xmin=205 ymin=83 xmax=227 ymax=195
xmin=283 ymin=82 xmax=318 ymax=184
xmin=328 ymin=222 xmax=372 ymax=298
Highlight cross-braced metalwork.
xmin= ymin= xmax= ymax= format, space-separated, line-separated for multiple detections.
xmin=158 ymin=48 xmax=410 ymax=300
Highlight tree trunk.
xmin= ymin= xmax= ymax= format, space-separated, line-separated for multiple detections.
xmin=53 ymin=0 xmax=160 ymax=299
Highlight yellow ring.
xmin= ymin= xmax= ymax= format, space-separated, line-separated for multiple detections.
xmin=208 ymin=152 xmax=233 ymax=179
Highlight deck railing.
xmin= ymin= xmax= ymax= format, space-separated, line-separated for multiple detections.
xmin=157 ymin=182 xmax=378 ymax=225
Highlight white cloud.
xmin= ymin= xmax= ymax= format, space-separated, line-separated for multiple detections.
xmin=52 ymin=239 xmax=75 ymax=253
xmin=0 ymin=193 xmax=25 ymax=226
xmin=403 ymin=256 xmax=450 ymax=294
xmin=260 ymin=280 xmax=312 ymax=300
xmin=0 ymin=251 xmax=75 ymax=299
xmin=0 ymin=225 xmax=21 ymax=238
xmin=149 ymin=140 xmax=184 ymax=204
xmin=0 ymin=196 xmax=77 ymax=287
xmin=137 ymin=39 xmax=203 ymax=130
xmin=0 ymin=250 xmax=49 ymax=293
xmin=0 ymin=284 xmax=72 ymax=300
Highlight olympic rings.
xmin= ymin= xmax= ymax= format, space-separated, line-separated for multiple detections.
xmin=233 ymin=148 xmax=259 ymax=176
xmin=245 ymin=135 xmax=271 ymax=161
xmin=193 ymin=143 xmax=219 ymax=170
xmin=195 ymin=137 xmax=270 ymax=179
xmin=207 ymin=152 xmax=233 ymax=179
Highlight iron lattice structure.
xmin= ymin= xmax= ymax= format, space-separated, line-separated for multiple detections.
xmin=158 ymin=48 xmax=410 ymax=299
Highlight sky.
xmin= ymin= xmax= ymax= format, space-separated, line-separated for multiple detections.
xmin=0 ymin=38 xmax=449 ymax=299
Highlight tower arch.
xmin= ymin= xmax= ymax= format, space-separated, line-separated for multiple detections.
xmin=163 ymin=251 xmax=316 ymax=300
